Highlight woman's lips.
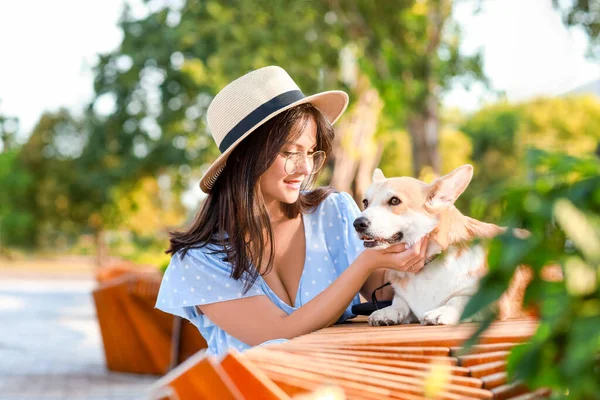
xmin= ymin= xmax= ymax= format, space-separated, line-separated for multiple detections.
xmin=284 ymin=180 xmax=302 ymax=190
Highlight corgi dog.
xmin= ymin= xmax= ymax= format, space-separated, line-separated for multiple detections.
xmin=354 ymin=164 xmax=528 ymax=326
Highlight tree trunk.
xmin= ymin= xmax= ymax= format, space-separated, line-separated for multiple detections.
xmin=95 ymin=228 xmax=107 ymax=268
xmin=407 ymin=92 xmax=440 ymax=177
xmin=406 ymin=0 xmax=446 ymax=178
xmin=330 ymin=79 xmax=384 ymax=202
xmin=354 ymin=142 xmax=384 ymax=199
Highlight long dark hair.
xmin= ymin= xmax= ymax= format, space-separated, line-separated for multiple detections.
xmin=167 ymin=103 xmax=336 ymax=292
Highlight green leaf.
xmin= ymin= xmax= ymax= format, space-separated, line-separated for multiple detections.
xmin=461 ymin=274 xmax=506 ymax=320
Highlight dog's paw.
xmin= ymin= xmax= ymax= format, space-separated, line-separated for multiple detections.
xmin=368 ymin=306 xmax=407 ymax=326
xmin=422 ymin=306 xmax=461 ymax=325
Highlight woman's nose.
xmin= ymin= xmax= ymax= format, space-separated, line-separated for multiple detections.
xmin=296 ymin=156 xmax=312 ymax=175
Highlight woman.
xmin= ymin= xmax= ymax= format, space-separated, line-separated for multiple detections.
xmin=156 ymin=66 xmax=428 ymax=357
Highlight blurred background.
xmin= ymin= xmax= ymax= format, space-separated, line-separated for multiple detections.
xmin=0 ymin=0 xmax=599 ymax=399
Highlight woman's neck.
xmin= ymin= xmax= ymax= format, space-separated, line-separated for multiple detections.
xmin=264 ymin=199 xmax=288 ymax=224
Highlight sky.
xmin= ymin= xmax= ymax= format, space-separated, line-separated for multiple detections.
xmin=0 ymin=0 xmax=598 ymax=142
xmin=445 ymin=0 xmax=599 ymax=109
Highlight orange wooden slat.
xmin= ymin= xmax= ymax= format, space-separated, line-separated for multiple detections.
xmin=264 ymin=369 xmax=400 ymax=400
xmin=458 ymin=351 xmax=511 ymax=368
xmin=469 ymin=361 xmax=507 ymax=379
xmin=220 ymin=351 xmax=291 ymax=399
xmin=251 ymin=349 xmax=482 ymax=389
xmin=480 ymin=372 xmax=507 ymax=390
xmin=506 ymin=388 xmax=552 ymax=399
xmin=256 ymin=347 xmax=471 ymax=377
xmin=491 ymin=381 xmax=529 ymax=400
xmin=151 ymin=351 xmax=243 ymax=400
xmin=247 ymin=348 xmax=493 ymax=400
xmin=450 ymin=343 xmax=519 ymax=356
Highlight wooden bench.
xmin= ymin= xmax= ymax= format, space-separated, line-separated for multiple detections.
xmin=92 ymin=272 xmax=207 ymax=375
xmin=150 ymin=317 xmax=550 ymax=399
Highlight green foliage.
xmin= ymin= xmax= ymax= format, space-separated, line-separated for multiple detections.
xmin=16 ymin=110 xmax=91 ymax=247
xmin=0 ymin=150 xmax=36 ymax=247
xmin=0 ymin=110 xmax=19 ymax=152
xmin=462 ymin=149 xmax=600 ymax=396
xmin=552 ymin=0 xmax=600 ymax=59
xmin=377 ymin=127 xmax=473 ymax=182
xmin=329 ymin=0 xmax=486 ymax=124
xmin=461 ymin=95 xmax=600 ymax=221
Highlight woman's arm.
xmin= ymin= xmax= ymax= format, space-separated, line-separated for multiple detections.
xmin=199 ymin=242 xmax=426 ymax=346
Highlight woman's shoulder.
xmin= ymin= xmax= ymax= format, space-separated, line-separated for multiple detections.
xmin=314 ymin=191 xmax=357 ymax=213
xmin=169 ymin=244 xmax=228 ymax=272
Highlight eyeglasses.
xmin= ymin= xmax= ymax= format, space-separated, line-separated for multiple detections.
xmin=279 ymin=150 xmax=326 ymax=175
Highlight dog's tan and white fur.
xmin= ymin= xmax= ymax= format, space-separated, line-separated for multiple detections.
xmin=356 ymin=165 xmax=526 ymax=326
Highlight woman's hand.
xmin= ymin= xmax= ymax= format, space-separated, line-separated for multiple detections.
xmin=362 ymin=236 xmax=429 ymax=274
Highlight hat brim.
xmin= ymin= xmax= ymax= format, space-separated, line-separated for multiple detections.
xmin=199 ymin=90 xmax=349 ymax=193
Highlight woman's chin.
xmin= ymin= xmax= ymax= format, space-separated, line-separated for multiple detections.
xmin=284 ymin=194 xmax=301 ymax=204
xmin=279 ymin=189 xmax=301 ymax=204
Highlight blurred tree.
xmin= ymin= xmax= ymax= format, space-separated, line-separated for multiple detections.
xmin=552 ymin=0 xmax=600 ymax=59
xmin=9 ymin=108 xmax=189 ymax=265
xmin=88 ymin=0 xmax=484 ymax=205
xmin=326 ymin=0 xmax=486 ymax=177
xmin=0 ymin=111 xmax=35 ymax=254
xmin=105 ymin=175 xmax=186 ymax=266
xmin=0 ymin=149 xmax=36 ymax=252
xmin=461 ymin=95 xmax=600 ymax=220
xmin=330 ymin=76 xmax=385 ymax=198
xmin=376 ymin=126 xmax=473 ymax=182
xmin=16 ymin=110 xmax=89 ymax=249
xmin=0 ymin=108 xmax=19 ymax=152
xmin=112 ymin=176 xmax=186 ymax=236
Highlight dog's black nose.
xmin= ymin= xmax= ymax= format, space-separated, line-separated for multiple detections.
xmin=353 ymin=217 xmax=370 ymax=233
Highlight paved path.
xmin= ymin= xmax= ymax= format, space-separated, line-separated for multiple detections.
xmin=0 ymin=278 xmax=157 ymax=400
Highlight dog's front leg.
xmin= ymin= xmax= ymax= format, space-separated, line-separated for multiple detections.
xmin=422 ymin=295 xmax=471 ymax=325
xmin=368 ymin=294 xmax=414 ymax=326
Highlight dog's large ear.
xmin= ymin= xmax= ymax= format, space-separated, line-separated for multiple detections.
xmin=427 ymin=164 xmax=473 ymax=208
xmin=372 ymin=168 xmax=386 ymax=182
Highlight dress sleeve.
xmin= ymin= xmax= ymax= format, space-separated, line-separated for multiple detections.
xmin=336 ymin=192 xmax=366 ymax=266
xmin=155 ymin=247 xmax=264 ymax=320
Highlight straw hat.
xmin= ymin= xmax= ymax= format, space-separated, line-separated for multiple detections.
xmin=199 ymin=66 xmax=349 ymax=193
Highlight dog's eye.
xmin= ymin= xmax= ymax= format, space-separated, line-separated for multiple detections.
xmin=362 ymin=199 xmax=368 ymax=209
xmin=389 ymin=197 xmax=402 ymax=206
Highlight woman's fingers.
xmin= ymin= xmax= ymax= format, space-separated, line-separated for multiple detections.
xmin=370 ymin=236 xmax=431 ymax=273
xmin=409 ymin=259 xmax=426 ymax=273
xmin=409 ymin=237 xmax=429 ymax=273
xmin=420 ymin=236 xmax=429 ymax=254
xmin=384 ymin=242 xmax=407 ymax=253
xmin=392 ymin=236 xmax=429 ymax=272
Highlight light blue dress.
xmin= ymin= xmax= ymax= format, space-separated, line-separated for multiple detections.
xmin=155 ymin=192 xmax=365 ymax=357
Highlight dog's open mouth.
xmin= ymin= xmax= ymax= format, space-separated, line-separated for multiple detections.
xmin=359 ymin=232 xmax=404 ymax=248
